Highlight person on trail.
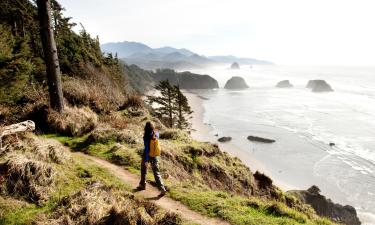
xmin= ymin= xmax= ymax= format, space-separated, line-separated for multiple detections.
xmin=137 ymin=121 xmax=167 ymax=196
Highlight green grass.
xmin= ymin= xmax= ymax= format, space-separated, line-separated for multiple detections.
xmin=168 ymin=185 xmax=334 ymax=225
xmin=0 ymin=203 xmax=50 ymax=225
xmin=41 ymin=134 xmax=89 ymax=151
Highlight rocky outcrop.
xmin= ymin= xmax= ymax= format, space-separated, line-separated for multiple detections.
xmin=152 ymin=69 xmax=219 ymax=89
xmin=224 ymin=76 xmax=249 ymax=89
xmin=306 ymin=80 xmax=334 ymax=92
xmin=218 ymin=136 xmax=232 ymax=142
xmin=247 ymin=136 xmax=275 ymax=143
xmin=230 ymin=62 xmax=240 ymax=69
xmin=288 ymin=185 xmax=361 ymax=225
xmin=276 ymin=80 xmax=293 ymax=88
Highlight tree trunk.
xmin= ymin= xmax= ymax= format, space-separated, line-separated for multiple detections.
xmin=37 ymin=0 xmax=64 ymax=113
xmin=168 ymin=88 xmax=173 ymax=128
xmin=178 ymin=91 xmax=182 ymax=129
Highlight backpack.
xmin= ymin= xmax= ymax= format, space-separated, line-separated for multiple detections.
xmin=149 ymin=137 xmax=161 ymax=157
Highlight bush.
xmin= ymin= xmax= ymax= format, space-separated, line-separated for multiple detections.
xmin=88 ymin=128 xmax=138 ymax=145
xmin=47 ymin=106 xmax=98 ymax=137
xmin=159 ymin=129 xmax=190 ymax=142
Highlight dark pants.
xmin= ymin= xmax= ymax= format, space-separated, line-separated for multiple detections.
xmin=139 ymin=157 xmax=166 ymax=191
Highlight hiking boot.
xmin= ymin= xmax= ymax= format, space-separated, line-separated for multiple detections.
xmin=158 ymin=189 xmax=167 ymax=197
xmin=136 ymin=185 xmax=146 ymax=191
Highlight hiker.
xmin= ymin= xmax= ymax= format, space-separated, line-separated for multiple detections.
xmin=137 ymin=121 xmax=167 ymax=196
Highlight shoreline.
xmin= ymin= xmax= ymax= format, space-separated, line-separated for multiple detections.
xmin=184 ymin=90 xmax=297 ymax=191
xmin=184 ymin=90 xmax=375 ymax=224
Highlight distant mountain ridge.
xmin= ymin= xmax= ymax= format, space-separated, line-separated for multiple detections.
xmin=101 ymin=41 xmax=273 ymax=70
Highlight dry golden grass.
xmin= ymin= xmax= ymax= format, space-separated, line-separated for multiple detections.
xmin=122 ymin=94 xmax=144 ymax=109
xmin=63 ymin=75 xmax=126 ymax=113
xmin=36 ymin=184 xmax=181 ymax=225
xmin=1 ymin=154 xmax=54 ymax=204
xmin=0 ymin=135 xmax=72 ymax=205
xmin=100 ymin=112 xmax=130 ymax=129
xmin=0 ymin=104 xmax=11 ymax=123
xmin=47 ymin=106 xmax=98 ymax=137
xmin=30 ymin=136 xmax=71 ymax=164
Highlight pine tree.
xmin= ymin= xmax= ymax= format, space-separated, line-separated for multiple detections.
xmin=148 ymin=80 xmax=176 ymax=128
xmin=37 ymin=0 xmax=64 ymax=113
xmin=148 ymin=80 xmax=193 ymax=130
xmin=174 ymin=85 xmax=193 ymax=130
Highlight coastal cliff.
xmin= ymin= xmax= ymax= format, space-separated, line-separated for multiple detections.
xmin=152 ymin=68 xmax=219 ymax=89
xmin=0 ymin=1 xmax=359 ymax=224
xmin=288 ymin=186 xmax=361 ymax=225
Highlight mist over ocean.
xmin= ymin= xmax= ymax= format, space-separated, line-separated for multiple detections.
xmin=188 ymin=65 xmax=375 ymax=224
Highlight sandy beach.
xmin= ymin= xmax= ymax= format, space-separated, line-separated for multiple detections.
xmin=184 ymin=91 xmax=297 ymax=191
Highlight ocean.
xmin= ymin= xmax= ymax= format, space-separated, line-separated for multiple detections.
xmin=187 ymin=65 xmax=375 ymax=224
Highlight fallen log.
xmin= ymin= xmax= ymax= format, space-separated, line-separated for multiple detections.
xmin=0 ymin=120 xmax=35 ymax=149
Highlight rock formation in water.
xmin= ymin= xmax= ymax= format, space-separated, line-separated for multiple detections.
xmin=224 ymin=76 xmax=249 ymax=89
xmin=152 ymin=69 xmax=219 ymax=89
xmin=276 ymin=80 xmax=293 ymax=88
xmin=230 ymin=62 xmax=240 ymax=69
xmin=247 ymin=136 xmax=276 ymax=143
xmin=218 ymin=136 xmax=232 ymax=142
xmin=288 ymin=185 xmax=361 ymax=225
xmin=306 ymin=80 xmax=334 ymax=92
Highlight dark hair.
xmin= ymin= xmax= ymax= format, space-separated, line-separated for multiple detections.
xmin=143 ymin=122 xmax=155 ymax=140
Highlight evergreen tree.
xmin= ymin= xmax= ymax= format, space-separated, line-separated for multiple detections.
xmin=148 ymin=80 xmax=193 ymax=130
xmin=148 ymin=80 xmax=176 ymax=128
xmin=174 ymin=85 xmax=193 ymax=130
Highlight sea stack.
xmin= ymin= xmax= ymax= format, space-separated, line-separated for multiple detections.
xmin=224 ymin=76 xmax=249 ymax=89
xmin=276 ymin=80 xmax=293 ymax=88
xmin=218 ymin=136 xmax=232 ymax=142
xmin=306 ymin=80 xmax=333 ymax=92
xmin=230 ymin=62 xmax=240 ymax=69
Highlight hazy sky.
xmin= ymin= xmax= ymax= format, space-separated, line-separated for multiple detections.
xmin=59 ymin=0 xmax=375 ymax=66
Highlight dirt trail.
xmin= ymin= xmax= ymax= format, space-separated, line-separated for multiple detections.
xmin=75 ymin=152 xmax=231 ymax=225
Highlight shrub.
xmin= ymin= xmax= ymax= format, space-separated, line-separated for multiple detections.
xmin=47 ymin=106 xmax=98 ymax=137
xmin=159 ymin=129 xmax=190 ymax=142
xmin=87 ymin=128 xmax=138 ymax=145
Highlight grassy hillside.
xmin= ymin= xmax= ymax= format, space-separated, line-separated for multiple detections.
xmin=41 ymin=107 xmax=334 ymax=225
xmin=0 ymin=133 xmax=181 ymax=225
xmin=0 ymin=1 xmax=337 ymax=224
